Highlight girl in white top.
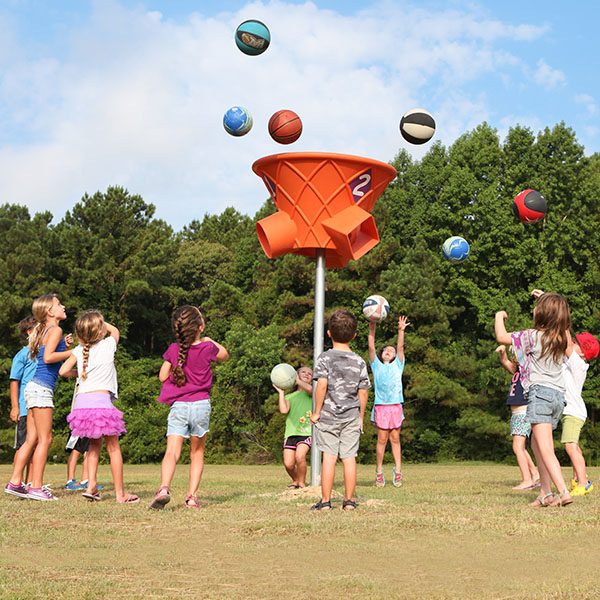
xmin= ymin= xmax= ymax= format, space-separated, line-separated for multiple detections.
xmin=59 ymin=310 xmax=139 ymax=503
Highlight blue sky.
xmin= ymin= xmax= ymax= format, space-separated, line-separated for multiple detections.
xmin=0 ymin=0 xmax=598 ymax=228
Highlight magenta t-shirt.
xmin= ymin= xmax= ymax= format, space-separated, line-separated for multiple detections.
xmin=157 ymin=341 xmax=219 ymax=405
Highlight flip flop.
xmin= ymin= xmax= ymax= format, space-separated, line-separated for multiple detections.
xmin=82 ymin=490 xmax=101 ymax=502
xmin=117 ymin=494 xmax=140 ymax=504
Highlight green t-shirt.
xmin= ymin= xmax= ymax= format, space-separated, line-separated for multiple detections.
xmin=284 ymin=390 xmax=313 ymax=438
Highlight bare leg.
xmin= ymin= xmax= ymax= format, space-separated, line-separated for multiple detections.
xmin=187 ymin=435 xmax=206 ymax=497
xmin=67 ymin=449 xmax=81 ymax=482
xmin=81 ymin=452 xmax=89 ymax=483
xmin=159 ymin=435 xmax=185 ymax=490
xmin=295 ymin=443 xmax=310 ymax=487
xmin=341 ymin=456 xmax=357 ymax=501
xmin=28 ymin=408 xmax=53 ymax=489
xmin=320 ymin=452 xmax=337 ymax=502
xmin=389 ymin=428 xmax=402 ymax=473
xmin=10 ymin=412 xmax=38 ymax=485
xmin=376 ymin=428 xmax=390 ymax=473
xmin=85 ymin=438 xmax=102 ymax=493
xmin=282 ymin=449 xmax=298 ymax=484
xmin=512 ymin=435 xmax=535 ymax=488
xmin=532 ymin=423 xmax=569 ymax=494
xmin=526 ymin=447 xmax=539 ymax=482
xmin=565 ymin=443 xmax=587 ymax=486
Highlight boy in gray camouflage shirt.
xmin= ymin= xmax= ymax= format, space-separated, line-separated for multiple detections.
xmin=310 ymin=310 xmax=370 ymax=510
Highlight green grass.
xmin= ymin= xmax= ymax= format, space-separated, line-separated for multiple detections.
xmin=1 ymin=463 xmax=600 ymax=599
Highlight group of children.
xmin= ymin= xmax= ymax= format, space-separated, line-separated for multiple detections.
xmin=4 ymin=288 xmax=598 ymax=511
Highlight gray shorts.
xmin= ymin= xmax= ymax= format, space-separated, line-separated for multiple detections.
xmin=526 ymin=384 xmax=565 ymax=430
xmin=314 ymin=418 xmax=361 ymax=459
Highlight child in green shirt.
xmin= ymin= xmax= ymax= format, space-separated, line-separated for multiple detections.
xmin=274 ymin=366 xmax=312 ymax=488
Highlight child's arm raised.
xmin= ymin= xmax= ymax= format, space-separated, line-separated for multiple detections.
xmin=368 ymin=322 xmax=377 ymax=363
xmin=203 ymin=337 xmax=229 ymax=363
xmin=310 ymin=379 xmax=327 ymax=424
xmin=274 ymin=385 xmax=290 ymax=414
xmin=159 ymin=361 xmax=172 ymax=383
xmin=295 ymin=375 xmax=312 ymax=394
xmin=43 ymin=327 xmax=72 ymax=364
xmin=494 ymin=311 xmax=512 ymax=345
xmin=105 ymin=323 xmax=120 ymax=343
xmin=495 ymin=345 xmax=517 ymax=374
xmin=59 ymin=354 xmax=78 ymax=378
xmin=397 ymin=315 xmax=410 ymax=362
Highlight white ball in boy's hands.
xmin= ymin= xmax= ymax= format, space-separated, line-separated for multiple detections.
xmin=270 ymin=363 xmax=296 ymax=391
xmin=362 ymin=295 xmax=390 ymax=323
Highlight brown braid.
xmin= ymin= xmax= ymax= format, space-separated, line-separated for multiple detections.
xmin=74 ymin=310 xmax=107 ymax=380
xmin=171 ymin=305 xmax=205 ymax=387
xmin=81 ymin=343 xmax=91 ymax=380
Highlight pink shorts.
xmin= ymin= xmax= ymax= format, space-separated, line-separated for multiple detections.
xmin=373 ymin=404 xmax=404 ymax=430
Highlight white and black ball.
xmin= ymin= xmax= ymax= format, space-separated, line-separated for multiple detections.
xmin=400 ymin=108 xmax=436 ymax=145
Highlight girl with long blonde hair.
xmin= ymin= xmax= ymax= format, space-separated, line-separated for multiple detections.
xmin=496 ymin=291 xmax=573 ymax=507
xmin=59 ymin=310 xmax=138 ymax=503
xmin=5 ymin=294 xmax=72 ymax=501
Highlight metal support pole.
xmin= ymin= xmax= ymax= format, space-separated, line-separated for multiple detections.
xmin=310 ymin=249 xmax=326 ymax=487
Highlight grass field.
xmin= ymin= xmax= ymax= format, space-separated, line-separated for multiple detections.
xmin=1 ymin=462 xmax=600 ymax=599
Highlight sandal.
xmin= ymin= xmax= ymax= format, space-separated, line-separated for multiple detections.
xmin=310 ymin=500 xmax=332 ymax=511
xmin=149 ymin=486 xmax=170 ymax=510
xmin=117 ymin=494 xmax=140 ymax=504
xmin=549 ymin=490 xmax=573 ymax=507
xmin=529 ymin=492 xmax=553 ymax=508
xmin=184 ymin=494 xmax=200 ymax=509
xmin=342 ymin=499 xmax=358 ymax=511
xmin=82 ymin=489 xmax=101 ymax=502
xmin=287 ymin=484 xmax=300 ymax=489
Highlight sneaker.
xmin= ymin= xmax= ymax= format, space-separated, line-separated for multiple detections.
xmin=149 ymin=487 xmax=171 ymax=510
xmin=584 ymin=480 xmax=594 ymax=494
xmin=27 ymin=486 xmax=57 ymax=501
xmin=570 ymin=478 xmax=578 ymax=491
xmin=79 ymin=480 xmax=104 ymax=491
xmin=26 ymin=483 xmax=53 ymax=492
xmin=4 ymin=481 xmax=29 ymax=499
xmin=375 ymin=471 xmax=385 ymax=488
xmin=392 ymin=467 xmax=403 ymax=488
xmin=64 ymin=479 xmax=85 ymax=491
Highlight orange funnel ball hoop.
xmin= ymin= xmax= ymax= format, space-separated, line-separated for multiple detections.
xmin=253 ymin=152 xmax=397 ymax=268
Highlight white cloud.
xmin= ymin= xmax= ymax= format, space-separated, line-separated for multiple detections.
xmin=575 ymin=93 xmax=598 ymax=116
xmin=0 ymin=1 xmax=555 ymax=227
xmin=532 ymin=59 xmax=566 ymax=89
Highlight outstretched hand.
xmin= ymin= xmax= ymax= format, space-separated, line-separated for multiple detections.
xmin=272 ymin=383 xmax=284 ymax=394
xmin=531 ymin=289 xmax=545 ymax=299
xmin=495 ymin=345 xmax=507 ymax=356
xmin=496 ymin=310 xmax=508 ymax=320
xmin=398 ymin=315 xmax=411 ymax=331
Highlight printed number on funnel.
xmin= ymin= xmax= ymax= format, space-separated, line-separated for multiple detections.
xmin=352 ymin=173 xmax=371 ymax=200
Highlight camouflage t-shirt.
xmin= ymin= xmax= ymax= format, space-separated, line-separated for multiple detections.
xmin=313 ymin=349 xmax=371 ymax=424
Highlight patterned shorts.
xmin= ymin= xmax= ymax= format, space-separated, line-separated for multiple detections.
xmin=510 ymin=412 xmax=531 ymax=437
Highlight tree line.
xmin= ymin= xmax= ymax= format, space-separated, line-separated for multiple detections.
xmin=1 ymin=121 xmax=598 ymax=465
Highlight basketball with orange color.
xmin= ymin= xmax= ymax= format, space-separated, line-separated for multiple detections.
xmin=268 ymin=110 xmax=302 ymax=144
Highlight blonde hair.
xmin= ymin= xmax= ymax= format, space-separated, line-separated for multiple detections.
xmin=75 ymin=310 xmax=106 ymax=380
xmin=171 ymin=306 xmax=205 ymax=387
xmin=28 ymin=294 xmax=58 ymax=359
xmin=533 ymin=293 xmax=571 ymax=362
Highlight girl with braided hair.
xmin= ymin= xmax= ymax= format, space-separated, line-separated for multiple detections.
xmin=150 ymin=305 xmax=229 ymax=509
xmin=59 ymin=310 xmax=139 ymax=503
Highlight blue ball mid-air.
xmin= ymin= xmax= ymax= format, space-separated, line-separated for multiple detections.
xmin=442 ymin=236 xmax=470 ymax=263
xmin=223 ymin=106 xmax=253 ymax=136
xmin=235 ymin=20 xmax=271 ymax=56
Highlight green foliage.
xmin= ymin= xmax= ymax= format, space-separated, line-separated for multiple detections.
xmin=1 ymin=123 xmax=599 ymax=465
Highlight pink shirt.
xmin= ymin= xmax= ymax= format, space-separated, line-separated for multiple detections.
xmin=157 ymin=341 xmax=219 ymax=405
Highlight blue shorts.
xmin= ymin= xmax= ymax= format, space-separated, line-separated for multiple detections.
xmin=167 ymin=400 xmax=211 ymax=438
xmin=525 ymin=384 xmax=565 ymax=430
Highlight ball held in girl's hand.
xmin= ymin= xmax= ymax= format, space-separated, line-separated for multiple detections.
xmin=270 ymin=363 xmax=297 ymax=390
xmin=400 ymin=108 xmax=436 ymax=144
xmin=268 ymin=109 xmax=302 ymax=144
xmin=442 ymin=236 xmax=470 ymax=263
xmin=512 ymin=189 xmax=547 ymax=224
xmin=362 ymin=295 xmax=390 ymax=323
xmin=223 ymin=106 xmax=253 ymax=136
xmin=235 ymin=20 xmax=270 ymax=56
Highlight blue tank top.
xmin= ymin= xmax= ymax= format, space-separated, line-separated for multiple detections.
xmin=31 ymin=336 xmax=67 ymax=390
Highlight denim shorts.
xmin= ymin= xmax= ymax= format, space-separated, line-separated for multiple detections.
xmin=24 ymin=381 xmax=54 ymax=409
xmin=525 ymin=384 xmax=565 ymax=430
xmin=167 ymin=400 xmax=211 ymax=438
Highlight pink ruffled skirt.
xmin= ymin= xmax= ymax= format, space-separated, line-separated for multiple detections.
xmin=67 ymin=392 xmax=126 ymax=439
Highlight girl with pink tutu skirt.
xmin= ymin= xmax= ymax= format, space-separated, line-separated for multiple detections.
xmin=59 ymin=310 xmax=139 ymax=503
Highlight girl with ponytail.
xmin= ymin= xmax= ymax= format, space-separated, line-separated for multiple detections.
xmin=150 ymin=306 xmax=229 ymax=509
xmin=59 ymin=310 xmax=138 ymax=503
xmin=5 ymin=294 xmax=72 ymax=502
